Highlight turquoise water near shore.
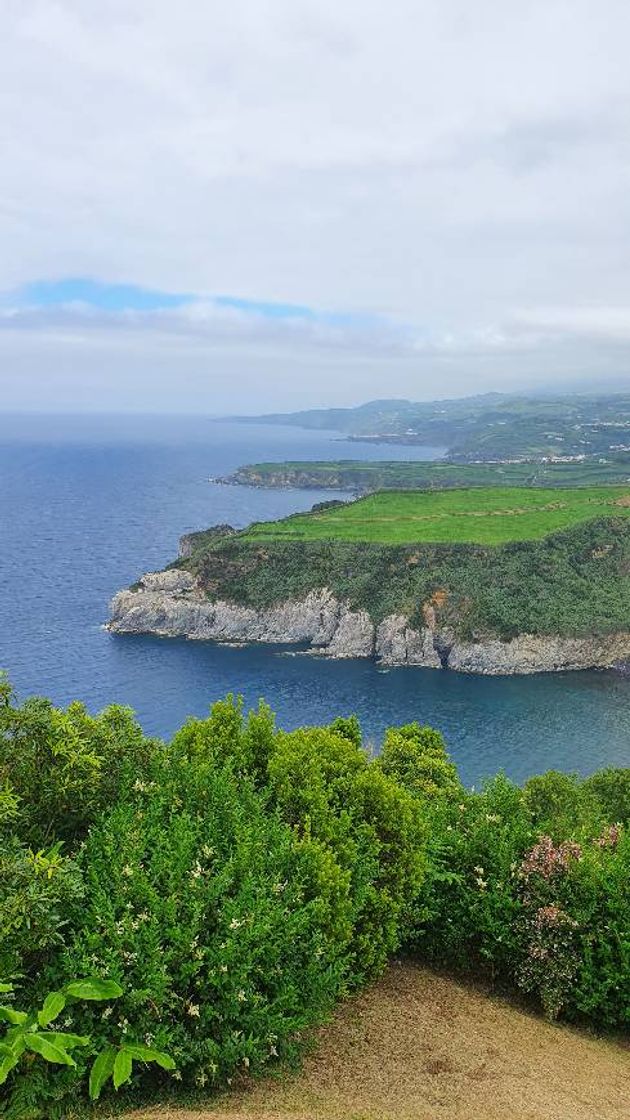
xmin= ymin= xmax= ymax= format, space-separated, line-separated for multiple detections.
xmin=1 ymin=413 xmax=629 ymax=787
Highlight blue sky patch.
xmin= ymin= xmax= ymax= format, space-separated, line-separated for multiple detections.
xmin=6 ymin=276 xmax=367 ymax=327
xmin=16 ymin=277 xmax=194 ymax=311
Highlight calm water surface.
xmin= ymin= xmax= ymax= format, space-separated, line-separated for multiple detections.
xmin=1 ymin=413 xmax=629 ymax=786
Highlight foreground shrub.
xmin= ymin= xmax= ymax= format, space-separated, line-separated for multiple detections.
xmin=0 ymin=682 xmax=627 ymax=1116
xmin=171 ymin=700 xmax=428 ymax=982
xmin=0 ymin=840 xmax=83 ymax=982
xmin=412 ymin=772 xmax=630 ymax=1028
xmin=411 ymin=774 xmax=532 ymax=978
xmin=44 ymin=768 xmax=345 ymax=1103
xmin=266 ymin=725 xmax=427 ymax=981
xmin=0 ymin=677 xmax=157 ymax=850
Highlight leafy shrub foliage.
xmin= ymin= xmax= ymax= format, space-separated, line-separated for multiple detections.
xmin=409 ymin=771 xmax=630 ymax=1028
xmin=0 ymin=679 xmax=627 ymax=1116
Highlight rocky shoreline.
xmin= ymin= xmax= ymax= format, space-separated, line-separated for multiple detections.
xmin=106 ymin=569 xmax=630 ymax=675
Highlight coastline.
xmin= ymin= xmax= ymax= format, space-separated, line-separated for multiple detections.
xmin=107 ymin=569 xmax=630 ymax=676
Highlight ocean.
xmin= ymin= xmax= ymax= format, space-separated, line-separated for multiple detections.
xmin=1 ymin=412 xmax=629 ymax=787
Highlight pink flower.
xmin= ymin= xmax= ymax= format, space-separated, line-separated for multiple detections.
xmin=520 ymin=836 xmax=582 ymax=881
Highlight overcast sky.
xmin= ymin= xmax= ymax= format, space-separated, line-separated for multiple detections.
xmin=2 ymin=0 xmax=630 ymax=413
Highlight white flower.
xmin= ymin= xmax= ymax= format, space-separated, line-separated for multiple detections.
xmin=242 ymin=1056 xmax=250 ymax=1068
xmin=122 ymin=865 xmax=134 ymax=878
xmin=219 ymin=964 xmax=228 ymax=974
xmin=237 ymin=989 xmax=246 ymax=1002
xmin=187 ymin=1002 xmax=201 ymax=1018
xmin=229 ymin=917 xmax=242 ymax=930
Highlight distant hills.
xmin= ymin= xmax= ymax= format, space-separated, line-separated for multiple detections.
xmin=233 ymin=391 xmax=630 ymax=462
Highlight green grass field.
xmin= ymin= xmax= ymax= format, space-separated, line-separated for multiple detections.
xmin=230 ymin=457 xmax=630 ymax=490
xmin=244 ymin=486 xmax=630 ymax=545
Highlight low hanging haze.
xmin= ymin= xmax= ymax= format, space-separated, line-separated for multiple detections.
xmin=2 ymin=1 xmax=630 ymax=413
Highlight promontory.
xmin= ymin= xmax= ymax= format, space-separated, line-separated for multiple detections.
xmin=107 ymin=486 xmax=630 ymax=675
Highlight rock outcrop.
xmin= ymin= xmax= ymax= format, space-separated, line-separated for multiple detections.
xmin=107 ymin=571 xmax=630 ymax=674
xmin=108 ymin=574 xmax=374 ymax=659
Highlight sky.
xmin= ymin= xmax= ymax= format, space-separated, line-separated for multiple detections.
xmin=1 ymin=0 xmax=630 ymax=413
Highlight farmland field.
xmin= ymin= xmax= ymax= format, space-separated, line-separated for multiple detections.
xmin=244 ymin=486 xmax=630 ymax=545
xmin=228 ymin=457 xmax=630 ymax=491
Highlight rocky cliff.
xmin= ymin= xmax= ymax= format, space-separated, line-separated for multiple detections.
xmin=107 ymin=570 xmax=630 ymax=674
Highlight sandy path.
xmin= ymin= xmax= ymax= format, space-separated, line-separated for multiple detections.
xmin=130 ymin=961 xmax=629 ymax=1120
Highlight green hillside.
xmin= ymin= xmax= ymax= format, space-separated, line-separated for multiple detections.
xmin=243 ymin=486 xmax=630 ymax=546
xmin=231 ymin=392 xmax=630 ymax=461
xmin=226 ymin=457 xmax=630 ymax=492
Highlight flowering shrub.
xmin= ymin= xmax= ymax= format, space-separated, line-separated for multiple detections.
xmin=409 ymin=773 xmax=532 ymax=978
xmin=516 ymin=837 xmax=583 ymax=1018
xmin=0 ymin=681 xmax=628 ymax=1117
xmin=412 ymin=783 xmax=629 ymax=1028
xmin=519 ymin=835 xmax=582 ymax=880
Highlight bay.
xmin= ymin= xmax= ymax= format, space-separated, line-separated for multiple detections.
xmin=1 ymin=413 xmax=629 ymax=787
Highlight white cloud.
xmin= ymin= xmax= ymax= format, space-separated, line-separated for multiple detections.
xmin=1 ymin=0 xmax=630 ymax=409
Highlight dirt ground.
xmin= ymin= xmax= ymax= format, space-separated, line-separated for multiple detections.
xmin=130 ymin=961 xmax=629 ymax=1120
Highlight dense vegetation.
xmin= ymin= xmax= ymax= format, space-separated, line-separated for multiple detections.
xmin=233 ymin=391 xmax=630 ymax=461
xmin=1 ymin=678 xmax=628 ymax=1117
xmin=182 ymin=513 xmax=630 ymax=639
xmin=242 ymin=487 xmax=630 ymax=546
xmin=226 ymin=457 xmax=630 ymax=492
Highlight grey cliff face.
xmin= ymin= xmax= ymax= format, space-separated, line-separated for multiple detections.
xmin=108 ymin=574 xmax=372 ymax=658
xmin=107 ymin=570 xmax=630 ymax=674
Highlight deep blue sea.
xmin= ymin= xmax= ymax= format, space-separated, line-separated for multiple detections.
xmin=1 ymin=413 xmax=629 ymax=787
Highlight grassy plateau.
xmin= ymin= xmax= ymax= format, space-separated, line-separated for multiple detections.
xmin=227 ymin=457 xmax=630 ymax=492
xmin=243 ymin=486 xmax=630 ymax=546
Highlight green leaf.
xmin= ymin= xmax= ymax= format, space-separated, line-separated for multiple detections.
xmin=64 ymin=978 xmax=123 ymax=1001
xmin=89 ymin=1046 xmax=116 ymax=1101
xmin=0 ymin=1007 xmax=27 ymax=1026
xmin=24 ymin=1033 xmax=76 ymax=1067
xmin=0 ymin=1050 xmax=20 ymax=1086
xmin=0 ymin=1038 xmax=25 ymax=1084
xmin=122 ymin=1044 xmax=175 ymax=1070
xmin=38 ymin=1031 xmax=89 ymax=1051
xmin=0 ymin=984 xmax=13 ymax=994
xmin=113 ymin=1047 xmax=133 ymax=1090
xmin=37 ymin=990 xmax=66 ymax=1027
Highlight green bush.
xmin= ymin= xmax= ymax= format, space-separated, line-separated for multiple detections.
xmin=265 ymin=725 xmax=427 ymax=980
xmin=0 ymin=681 xmax=628 ymax=1117
xmin=411 ymin=774 xmax=532 ymax=977
xmin=50 ymin=760 xmax=346 ymax=1099
xmin=378 ymin=723 xmax=462 ymax=800
xmin=0 ymin=840 xmax=83 ymax=981
xmin=0 ymin=679 xmax=157 ymax=849
xmin=412 ymin=770 xmax=630 ymax=1027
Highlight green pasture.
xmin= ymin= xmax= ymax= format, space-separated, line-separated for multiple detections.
xmin=244 ymin=486 xmax=630 ymax=545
